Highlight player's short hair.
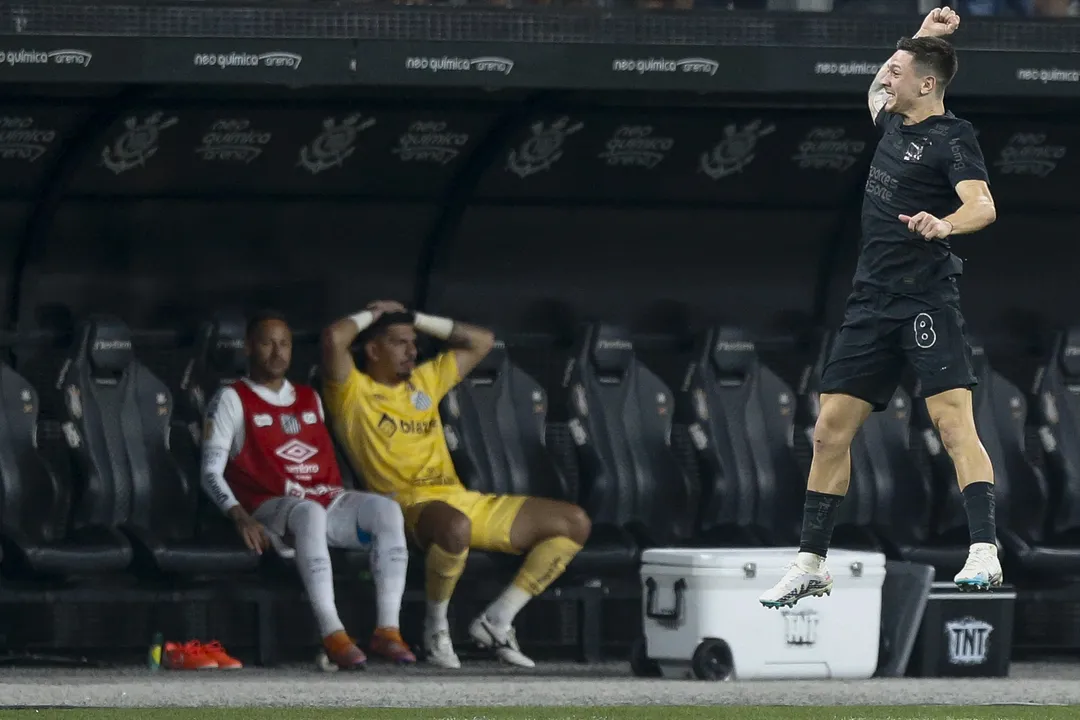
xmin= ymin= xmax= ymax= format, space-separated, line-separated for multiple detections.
xmin=246 ymin=309 xmax=289 ymax=339
xmin=357 ymin=311 xmax=414 ymax=371
xmin=357 ymin=311 xmax=414 ymax=347
xmin=896 ymin=36 xmax=958 ymax=93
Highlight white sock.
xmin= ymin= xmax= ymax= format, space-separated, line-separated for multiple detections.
xmin=484 ymin=585 xmax=531 ymax=631
xmin=797 ymin=551 xmax=824 ymax=572
xmin=426 ymin=600 xmax=450 ymax=634
xmin=289 ymin=502 xmax=345 ymax=638
xmin=370 ymin=519 xmax=408 ymax=630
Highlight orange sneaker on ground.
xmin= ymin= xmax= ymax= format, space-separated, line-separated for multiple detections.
xmin=323 ymin=629 xmax=367 ymax=670
xmin=369 ymin=627 xmax=417 ymax=665
xmin=202 ymin=640 xmax=243 ymax=669
xmin=163 ymin=640 xmax=218 ymax=670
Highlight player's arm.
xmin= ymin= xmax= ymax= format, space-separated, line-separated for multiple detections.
xmin=941 ymin=121 xmax=996 ymax=235
xmin=867 ymin=62 xmax=892 ymax=125
xmin=321 ymin=315 xmax=364 ymax=386
xmin=200 ymin=388 xmax=270 ymax=553
xmin=200 ymin=387 xmax=242 ymax=514
xmin=321 ymin=300 xmax=408 ymax=384
xmin=414 ymin=312 xmax=496 ymax=381
xmin=942 ymin=180 xmax=996 ymax=235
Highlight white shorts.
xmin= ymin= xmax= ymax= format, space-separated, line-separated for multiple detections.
xmin=252 ymin=490 xmax=392 ymax=557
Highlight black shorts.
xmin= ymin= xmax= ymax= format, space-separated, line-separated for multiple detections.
xmin=819 ymin=287 xmax=978 ymax=412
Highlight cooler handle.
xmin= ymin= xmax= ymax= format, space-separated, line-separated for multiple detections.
xmin=644 ymin=577 xmax=686 ymax=621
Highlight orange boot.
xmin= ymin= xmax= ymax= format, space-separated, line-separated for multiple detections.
xmin=369 ymin=627 xmax=417 ymax=665
xmin=202 ymin=640 xmax=243 ymax=669
xmin=163 ymin=640 xmax=218 ymax=670
xmin=323 ymin=629 xmax=367 ymax=670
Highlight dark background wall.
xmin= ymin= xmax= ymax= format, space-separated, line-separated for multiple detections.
xmin=1 ymin=84 xmax=1077 ymax=391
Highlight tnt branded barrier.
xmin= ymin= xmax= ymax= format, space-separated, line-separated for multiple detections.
xmin=907 ymin=582 xmax=1017 ymax=678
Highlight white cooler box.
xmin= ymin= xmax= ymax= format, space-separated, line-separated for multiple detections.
xmin=635 ymin=547 xmax=886 ymax=681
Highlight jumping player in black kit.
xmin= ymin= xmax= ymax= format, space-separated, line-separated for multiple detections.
xmin=760 ymin=6 xmax=1000 ymax=609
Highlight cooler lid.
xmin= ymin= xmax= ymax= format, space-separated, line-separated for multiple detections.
xmin=640 ymin=547 xmax=887 ymax=570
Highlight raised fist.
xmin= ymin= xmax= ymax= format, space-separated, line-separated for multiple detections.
xmin=919 ymin=6 xmax=960 ymax=38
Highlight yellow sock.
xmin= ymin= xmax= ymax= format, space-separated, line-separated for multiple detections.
xmin=425 ymin=544 xmax=468 ymax=604
xmin=513 ymin=536 xmax=583 ymax=597
xmin=483 ymin=537 xmax=583 ymax=630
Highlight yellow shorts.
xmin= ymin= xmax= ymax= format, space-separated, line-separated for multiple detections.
xmin=401 ymin=490 xmax=529 ymax=555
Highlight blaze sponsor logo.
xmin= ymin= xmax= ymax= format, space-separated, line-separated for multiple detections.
xmin=376 ymin=412 xmax=438 ymax=438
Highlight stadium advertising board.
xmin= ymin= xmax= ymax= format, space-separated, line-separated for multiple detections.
xmin=0 ymin=36 xmax=1076 ymax=97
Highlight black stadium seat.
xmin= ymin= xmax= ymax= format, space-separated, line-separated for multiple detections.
xmin=440 ymin=339 xmax=634 ymax=571
xmin=909 ymin=340 xmax=1051 ymax=578
xmin=0 ymin=363 xmax=132 ymax=578
xmin=679 ymin=326 xmax=803 ymax=547
xmin=1025 ymin=329 xmax=1080 ymax=574
xmin=802 ymin=332 xmax=924 ymax=553
xmin=56 ymin=315 xmax=259 ymax=577
xmin=441 ymin=340 xmax=570 ymax=501
xmin=564 ymin=323 xmax=698 ymax=551
xmin=177 ymin=311 xmax=247 ymax=436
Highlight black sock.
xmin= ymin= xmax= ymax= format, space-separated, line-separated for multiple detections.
xmin=962 ymin=481 xmax=997 ymax=545
xmin=798 ymin=490 xmax=845 ymax=558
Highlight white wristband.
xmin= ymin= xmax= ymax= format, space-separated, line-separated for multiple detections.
xmin=414 ymin=312 xmax=454 ymax=340
xmin=350 ymin=310 xmax=374 ymax=333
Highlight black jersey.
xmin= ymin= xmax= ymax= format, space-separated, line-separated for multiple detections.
xmin=855 ymin=109 xmax=989 ymax=295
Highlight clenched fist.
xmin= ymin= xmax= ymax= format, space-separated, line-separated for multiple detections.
xmin=918 ymin=6 xmax=960 ymax=38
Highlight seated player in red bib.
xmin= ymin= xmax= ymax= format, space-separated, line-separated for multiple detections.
xmin=200 ymin=309 xmax=415 ymax=669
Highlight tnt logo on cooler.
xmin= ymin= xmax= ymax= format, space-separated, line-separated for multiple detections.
xmin=781 ymin=608 xmax=819 ymax=647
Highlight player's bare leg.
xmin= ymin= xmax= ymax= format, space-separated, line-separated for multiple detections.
xmin=469 ymin=499 xmax=590 ymax=667
xmin=413 ymin=501 xmax=471 ymax=669
xmin=924 ymin=387 xmax=1002 ymax=591
xmin=760 ymin=393 xmax=872 ymax=608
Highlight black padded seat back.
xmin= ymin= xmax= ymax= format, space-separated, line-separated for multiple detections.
xmin=440 ymin=340 xmax=569 ymax=501
xmin=566 ymin=323 xmax=697 ymax=547
xmin=681 ymin=327 xmax=800 ymax=545
xmin=0 ymin=365 xmax=65 ymax=544
xmin=1031 ymin=329 xmax=1080 ymax=541
xmin=60 ymin=316 xmax=195 ymax=543
xmin=984 ymin=364 xmax=1047 ymax=547
xmin=179 ymin=312 xmax=247 ymax=426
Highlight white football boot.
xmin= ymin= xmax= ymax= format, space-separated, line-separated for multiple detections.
xmin=469 ymin=615 xmax=535 ymax=668
xmin=424 ymin=627 xmax=461 ymax=669
xmin=953 ymin=542 xmax=1003 ymax=591
xmin=758 ymin=551 xmax=834 ymax=609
